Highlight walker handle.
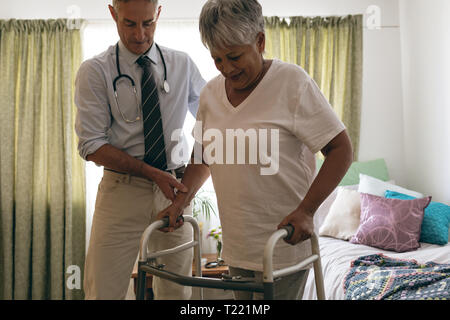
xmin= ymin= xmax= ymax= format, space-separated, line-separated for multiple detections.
xmin=281 ymin=224 xmax=295 ymax=241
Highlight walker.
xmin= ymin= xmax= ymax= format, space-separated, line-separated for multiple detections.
xmin=136 ymin=216 xmax=326 ymax=300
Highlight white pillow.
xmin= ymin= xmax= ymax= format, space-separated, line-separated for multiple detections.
xmin=319 ymin=187 xmax=361 ymax=240
xmin=313 ymin=184 xmax=359 ymax=234
xmin=358 ymin=174 xmax=424 ymax=198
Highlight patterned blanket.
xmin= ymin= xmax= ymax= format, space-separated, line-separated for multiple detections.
xmin=343 ymin=254 xmax=450 ymax=300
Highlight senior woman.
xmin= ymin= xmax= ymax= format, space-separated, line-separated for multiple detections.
xmin=157 ymin=0 xmax=353 ymax=300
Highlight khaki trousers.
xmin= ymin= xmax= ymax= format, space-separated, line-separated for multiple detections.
xmin=84 ymin=170 xmax=193 ymax=300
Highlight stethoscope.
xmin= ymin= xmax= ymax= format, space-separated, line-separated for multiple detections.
xmin=113 ymin=42 xmax=170 ymax=123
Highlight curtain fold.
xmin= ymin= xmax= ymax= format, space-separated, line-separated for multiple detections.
xmin=264 ymin=15 xmax=363 ymax=160
xmin=0 ymin=19 xmax=85 ymax=300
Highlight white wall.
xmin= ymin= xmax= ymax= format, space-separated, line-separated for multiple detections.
xmin=359 ymin=25 xmax=406 ymax=186
xmin=0 ymin=0 xmax=398 ymax=22
xmin=399 ymin=0 xmax=450 ymax=204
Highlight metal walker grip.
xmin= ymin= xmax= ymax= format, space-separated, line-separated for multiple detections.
xmin=281 ymin=224 xmax=295 ymax=241
xmin=161 ymin=215 xmax=184 ymax=228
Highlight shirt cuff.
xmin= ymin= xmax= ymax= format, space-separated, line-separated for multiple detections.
xmin=79 ymin=139 xmax=109 ymax=161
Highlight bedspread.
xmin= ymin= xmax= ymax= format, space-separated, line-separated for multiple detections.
xmin=343 ymin=254 xmax=450 ymax=300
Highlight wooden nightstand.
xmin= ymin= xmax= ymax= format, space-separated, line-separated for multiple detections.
xmin=131 ymin=254 xmax=229 ymax=300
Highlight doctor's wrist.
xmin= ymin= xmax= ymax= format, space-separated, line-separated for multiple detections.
xmin=142 ymin=163 xmax=163 ymax=181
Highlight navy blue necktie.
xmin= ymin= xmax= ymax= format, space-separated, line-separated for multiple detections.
xmin=136 ymin=56 xmax=167 ymax=171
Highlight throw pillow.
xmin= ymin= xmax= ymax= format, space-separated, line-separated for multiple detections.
xmin=313 ymin=184 xmax=359 ymax=235
xmin=319 ymin=187 xmax=361 ymax=240
xmin=350 ymin=193 xmax=431 ymax=252
xmin=316 ymin=158 xmax=389 ymax=186
xmin=358 ymin=174 xmax=424 ymax=198
xmin=385 ymin=190 xmax=450 ymax=245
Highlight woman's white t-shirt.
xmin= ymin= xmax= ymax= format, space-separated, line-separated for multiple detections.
xmin=194 ymin=59 xmax=346 ymax=271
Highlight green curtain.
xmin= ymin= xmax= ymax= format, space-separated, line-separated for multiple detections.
xmin=0 ymin=19 xmax=85 ymax=300
xmin=264 ymin=15 xmax=363 ymax=160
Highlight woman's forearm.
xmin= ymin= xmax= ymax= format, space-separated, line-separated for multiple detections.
xmin=174 ymin=163 xmax=211 ymax=209
xmin=297 ymin=130 xmax=353 ymax=216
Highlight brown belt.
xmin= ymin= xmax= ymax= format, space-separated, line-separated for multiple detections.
xmin=104 ymin=165 xmax=186 ymax=179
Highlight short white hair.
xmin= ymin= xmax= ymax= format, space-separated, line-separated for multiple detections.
xmin=112 ymin=0 xmax=159 ymax=10
xmin=199 ymin=0 xmax=265 ymax=51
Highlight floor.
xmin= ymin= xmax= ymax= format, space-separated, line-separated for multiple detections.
xmin=125 ymin=279 xmax=234 ymax=300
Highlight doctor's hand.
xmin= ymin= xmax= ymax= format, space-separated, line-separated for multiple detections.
xmin=277 ymin=208 xmax=314 ymax=246
xmin=150 ymin=170 xmax=188 ymax=201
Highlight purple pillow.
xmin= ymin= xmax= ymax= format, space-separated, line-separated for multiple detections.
xmin=350 ymin=193 xmax=431 ymax=252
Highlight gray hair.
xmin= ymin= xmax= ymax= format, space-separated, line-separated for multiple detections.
xmin=112 ymin=0 xmax=159 ymax=10
xmin=199 ymin=0 xmax=265 ymax=51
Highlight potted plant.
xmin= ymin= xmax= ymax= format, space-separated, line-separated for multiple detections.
xmin=207 ymin=226 xmax=223 ymax=262
xmin=192 ymin=188 xmax=217 ymax=221
xmin=192 ymin=188 xmax=227 ymax=262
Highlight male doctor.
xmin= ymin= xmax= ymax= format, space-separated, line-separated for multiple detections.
xmin=75 ymin=0 xmax=206 ymax=299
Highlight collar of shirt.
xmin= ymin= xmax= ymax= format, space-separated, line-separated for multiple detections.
xmin=118 ymin=40 xmax=159 ymax=67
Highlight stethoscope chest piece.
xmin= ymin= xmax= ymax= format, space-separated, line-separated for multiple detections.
xmin=163 ymin=80 xmax=170 ymax=94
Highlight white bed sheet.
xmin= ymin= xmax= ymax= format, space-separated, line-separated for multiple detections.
xmin=302 ymin=236 xmax=450 ymax=300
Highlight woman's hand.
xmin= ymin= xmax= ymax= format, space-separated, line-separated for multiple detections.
xmin=156 ymin=191 xmax=190 ymax=232
xmin=278 ymin=208 xmax=314 ymax=245
xmin=156 ymin=202 xmax=185 ymax=233
xmin=277 ymin=130 xmax=353 ymax=245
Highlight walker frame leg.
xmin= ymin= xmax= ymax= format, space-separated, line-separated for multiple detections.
xmin=263 ymin=282 xmax=274 ymax=300
xmin=136 ymin=261 xmax=147 ymax=300
xmin=310 ymin=235 xmax=326 ymax=300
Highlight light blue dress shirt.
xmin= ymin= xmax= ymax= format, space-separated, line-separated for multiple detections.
xmin=75 ymin=40 xmax=206 ymax=170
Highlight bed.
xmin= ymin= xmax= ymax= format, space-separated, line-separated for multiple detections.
xmin=301 ymin=159 xmax=450 ymax=300
xmin=302 ymin=236 xmax=450 ymax=300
